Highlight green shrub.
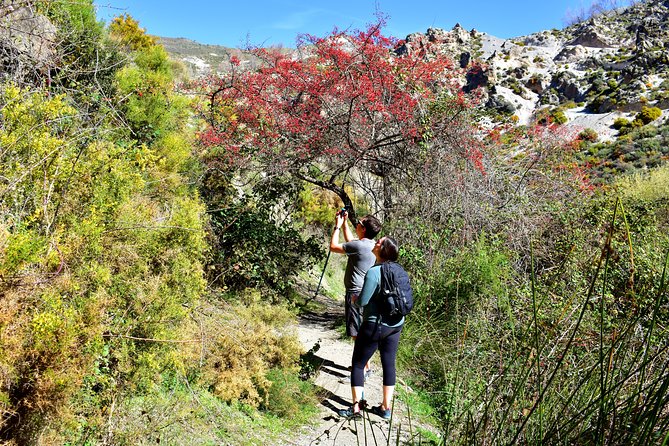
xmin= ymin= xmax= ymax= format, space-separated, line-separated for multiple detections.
xmin=0 ymin=10 xmax=209 ymax=442
xmin=0 ymin=229 xmax=46 ymax=277
xmin=37 ymin=0 xmax=122 ymax=103
xmin=297 ymin=185 xmax=344 ymax=227
xmin=629 ymin=124 xmax=659 ymax=140
xmin=637 ymin=106 xmax=662 ymax=125
xmin=578 ymin=128 xmax=599 ymax=142
xmin=536 ymin=107 xmax=568 ymax=125
xmin=260 ymin=368 xmax=318 ymax=422
xmin=400 ymin=195 xmax=669 ymax=444
xmin=586 ymin=94 xmax=606 ymax=112
xmin=115 ymin=45 xmax=189 ymax=142
xmin=630 ymin=118 xmax=644 ymax=128
xmin=510 ymin=81 xmax=524 ymax=96
xmin=203 ymin=175 xmax=323 ymax=295
xmin=613 ymin=117 xmax=630 ymax=129
xmin=109 ymin=13 xmax=157 ymax=51
xmin=197 ymin=302 xmax=304 ymax=408
xmin=617 ymin=166 xmax=669 ymax=203
xmin=411 ymin=235 xmax=511 ymax=325
xmin=556 ymin=109 xmax=568 ymax=124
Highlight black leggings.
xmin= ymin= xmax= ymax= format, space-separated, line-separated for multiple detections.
xmin=351 ymin=321 xmax=403 ymax=387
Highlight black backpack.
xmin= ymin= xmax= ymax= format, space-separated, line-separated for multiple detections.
xmin=378 ymin=262 xmax=413 ymax=322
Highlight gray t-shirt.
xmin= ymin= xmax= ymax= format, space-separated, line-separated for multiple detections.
xmin=343 ymin=238 xmax=376 ymax=292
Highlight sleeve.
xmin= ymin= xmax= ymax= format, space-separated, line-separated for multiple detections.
xmin=358 ymin=266 xmax=381 ymax=307
xmin=342 ymin=240 xmax=360 ymax=255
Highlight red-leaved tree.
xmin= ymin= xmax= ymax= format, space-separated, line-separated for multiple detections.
xmin=191 ymin=23 xmax=484 ymax=222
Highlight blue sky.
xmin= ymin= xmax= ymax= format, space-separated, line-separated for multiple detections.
xmin=94 ymin=0 xmax=601 ymax=48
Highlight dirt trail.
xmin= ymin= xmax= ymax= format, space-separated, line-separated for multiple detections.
xmin=285 ymin=294 xmax=416 ymax=446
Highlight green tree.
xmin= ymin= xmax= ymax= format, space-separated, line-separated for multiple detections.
xmin=109 ymin=13 xmax=158 ymax=51
xmin=0 ymin=8 xmax=207 ymax=442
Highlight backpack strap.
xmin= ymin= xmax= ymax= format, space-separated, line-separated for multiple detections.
xmin=376 ymin=262 xmax=391 ymax=326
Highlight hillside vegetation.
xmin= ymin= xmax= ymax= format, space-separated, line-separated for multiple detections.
xmin=1 ymin=1 xmax=668 ymax=445
xmin=0 ymin=3 xmax=314 ymax=444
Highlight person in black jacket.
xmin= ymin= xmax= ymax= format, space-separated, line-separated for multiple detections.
xmin=338 ymin=236 xmax=409 ymax=420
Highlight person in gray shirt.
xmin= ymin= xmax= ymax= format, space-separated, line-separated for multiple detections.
xmin=330 ymin=210 xmax=382 ymax=377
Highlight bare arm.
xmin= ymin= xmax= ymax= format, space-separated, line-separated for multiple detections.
xmin=342 ymin=212 xmax=356 ymax=242
xmin=329 ymin=212 xmax=346 ymax=254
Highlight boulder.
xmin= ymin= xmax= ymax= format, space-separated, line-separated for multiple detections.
xmin=512 ymin=66 xmax=528 ymax=79
xmin=525 ymin=75 xmax=549 ymax=94
xmin=622 ymin=61 xmax=651 ymax=82
xmin=445 ymin=24 xmax=471 ymax=45
xmin=395 ymin=32 xmax=430 ymax=56
xmin=549 ymin=71 xmax=587 ymax=102
xmin=615 ymin=81 xmax=647 ymax=112
xmin=501 ymin=40 xmax=523 ymax=58
xmin=569 ymin=20 xmax=612 ymax=48
xmin=540 ymin=90 xmax=560 ymax=107
xmin=0 ymin=5 xmax=57 ymax=81
xmin=464 ymin=64 xmax=494 ymax=92
xmin=487 ymin=94 xmax=516 ymax=114
xmin=554 ymin=45 xmax=588 ymax=63
xmin=459 ymin=51 xmax=471 ymax=68
xmin=523 ymin=32 xmax=560 ymax=48
xmin=396 ymin=25 xmax=480 ymax=60
xmin=655 ymin=97 xmax=669 ymax=109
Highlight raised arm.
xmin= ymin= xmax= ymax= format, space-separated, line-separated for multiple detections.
xmin=329 ymin=211 xmax=346 ymax=254
xmin=342 ymin=211 xmax=356 ymax=242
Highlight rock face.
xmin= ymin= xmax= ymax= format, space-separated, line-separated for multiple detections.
xmin=487 ymin=93 xmax=517 ymax=114
xmin=525 ymin=75 xmax=548 ymax=94
xmin=569 ymin=19 xmax=612 ymax=48
xmin=158 ymin=36 xmax=280 ymax=77
xmin=549 ymin=71 xmax=588 ymax=102
xmin=397 ymin=24 xmax=477 ymax=57
xmin=553 ymin=45 xmax=588 ymax=63
xmin=459 ymin=51 xmax=471 ymax=68
xmin=0 ymin=5 xmax=57 ymax=83
xmin=465 ymin=65 xmax=493 ymax=92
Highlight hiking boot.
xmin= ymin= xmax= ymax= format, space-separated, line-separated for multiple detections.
xmin=371 ymin=405 xmax=391 ymax=420
xmin=337 ymin=406 xmax=362 ymax=419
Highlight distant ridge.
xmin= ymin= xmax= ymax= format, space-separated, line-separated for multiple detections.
xmin=157 ymin=36 xmax=247 ymax=76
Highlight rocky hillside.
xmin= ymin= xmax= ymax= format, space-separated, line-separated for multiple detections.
xmin=157 ymin=36 xmax=255 ymax=78
xmin=164 ymin=0 xmax=668 ymax=142
xmin=157 ymin=36 xmax=291 ymax=78
xmin=397 ymin=0 xmax=669 ymax=138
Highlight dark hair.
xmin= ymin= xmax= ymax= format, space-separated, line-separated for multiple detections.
xmin=379 ymin=237 xmax=399 ymax=262
xmin=361 ymin=214 xmax=382 ymax=239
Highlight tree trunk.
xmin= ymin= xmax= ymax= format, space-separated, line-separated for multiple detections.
xmin=294 ymin=173 xmax=360 ymax=225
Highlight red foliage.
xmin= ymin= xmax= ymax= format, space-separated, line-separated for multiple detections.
xmin=190 ymin=23 xmax=484 ymax=214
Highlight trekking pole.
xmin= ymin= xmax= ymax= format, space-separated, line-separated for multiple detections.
xmin=309 ymin=206 xmax=347 ymax=303
xmin=310 ymin=248 xmax=332 ymax=302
